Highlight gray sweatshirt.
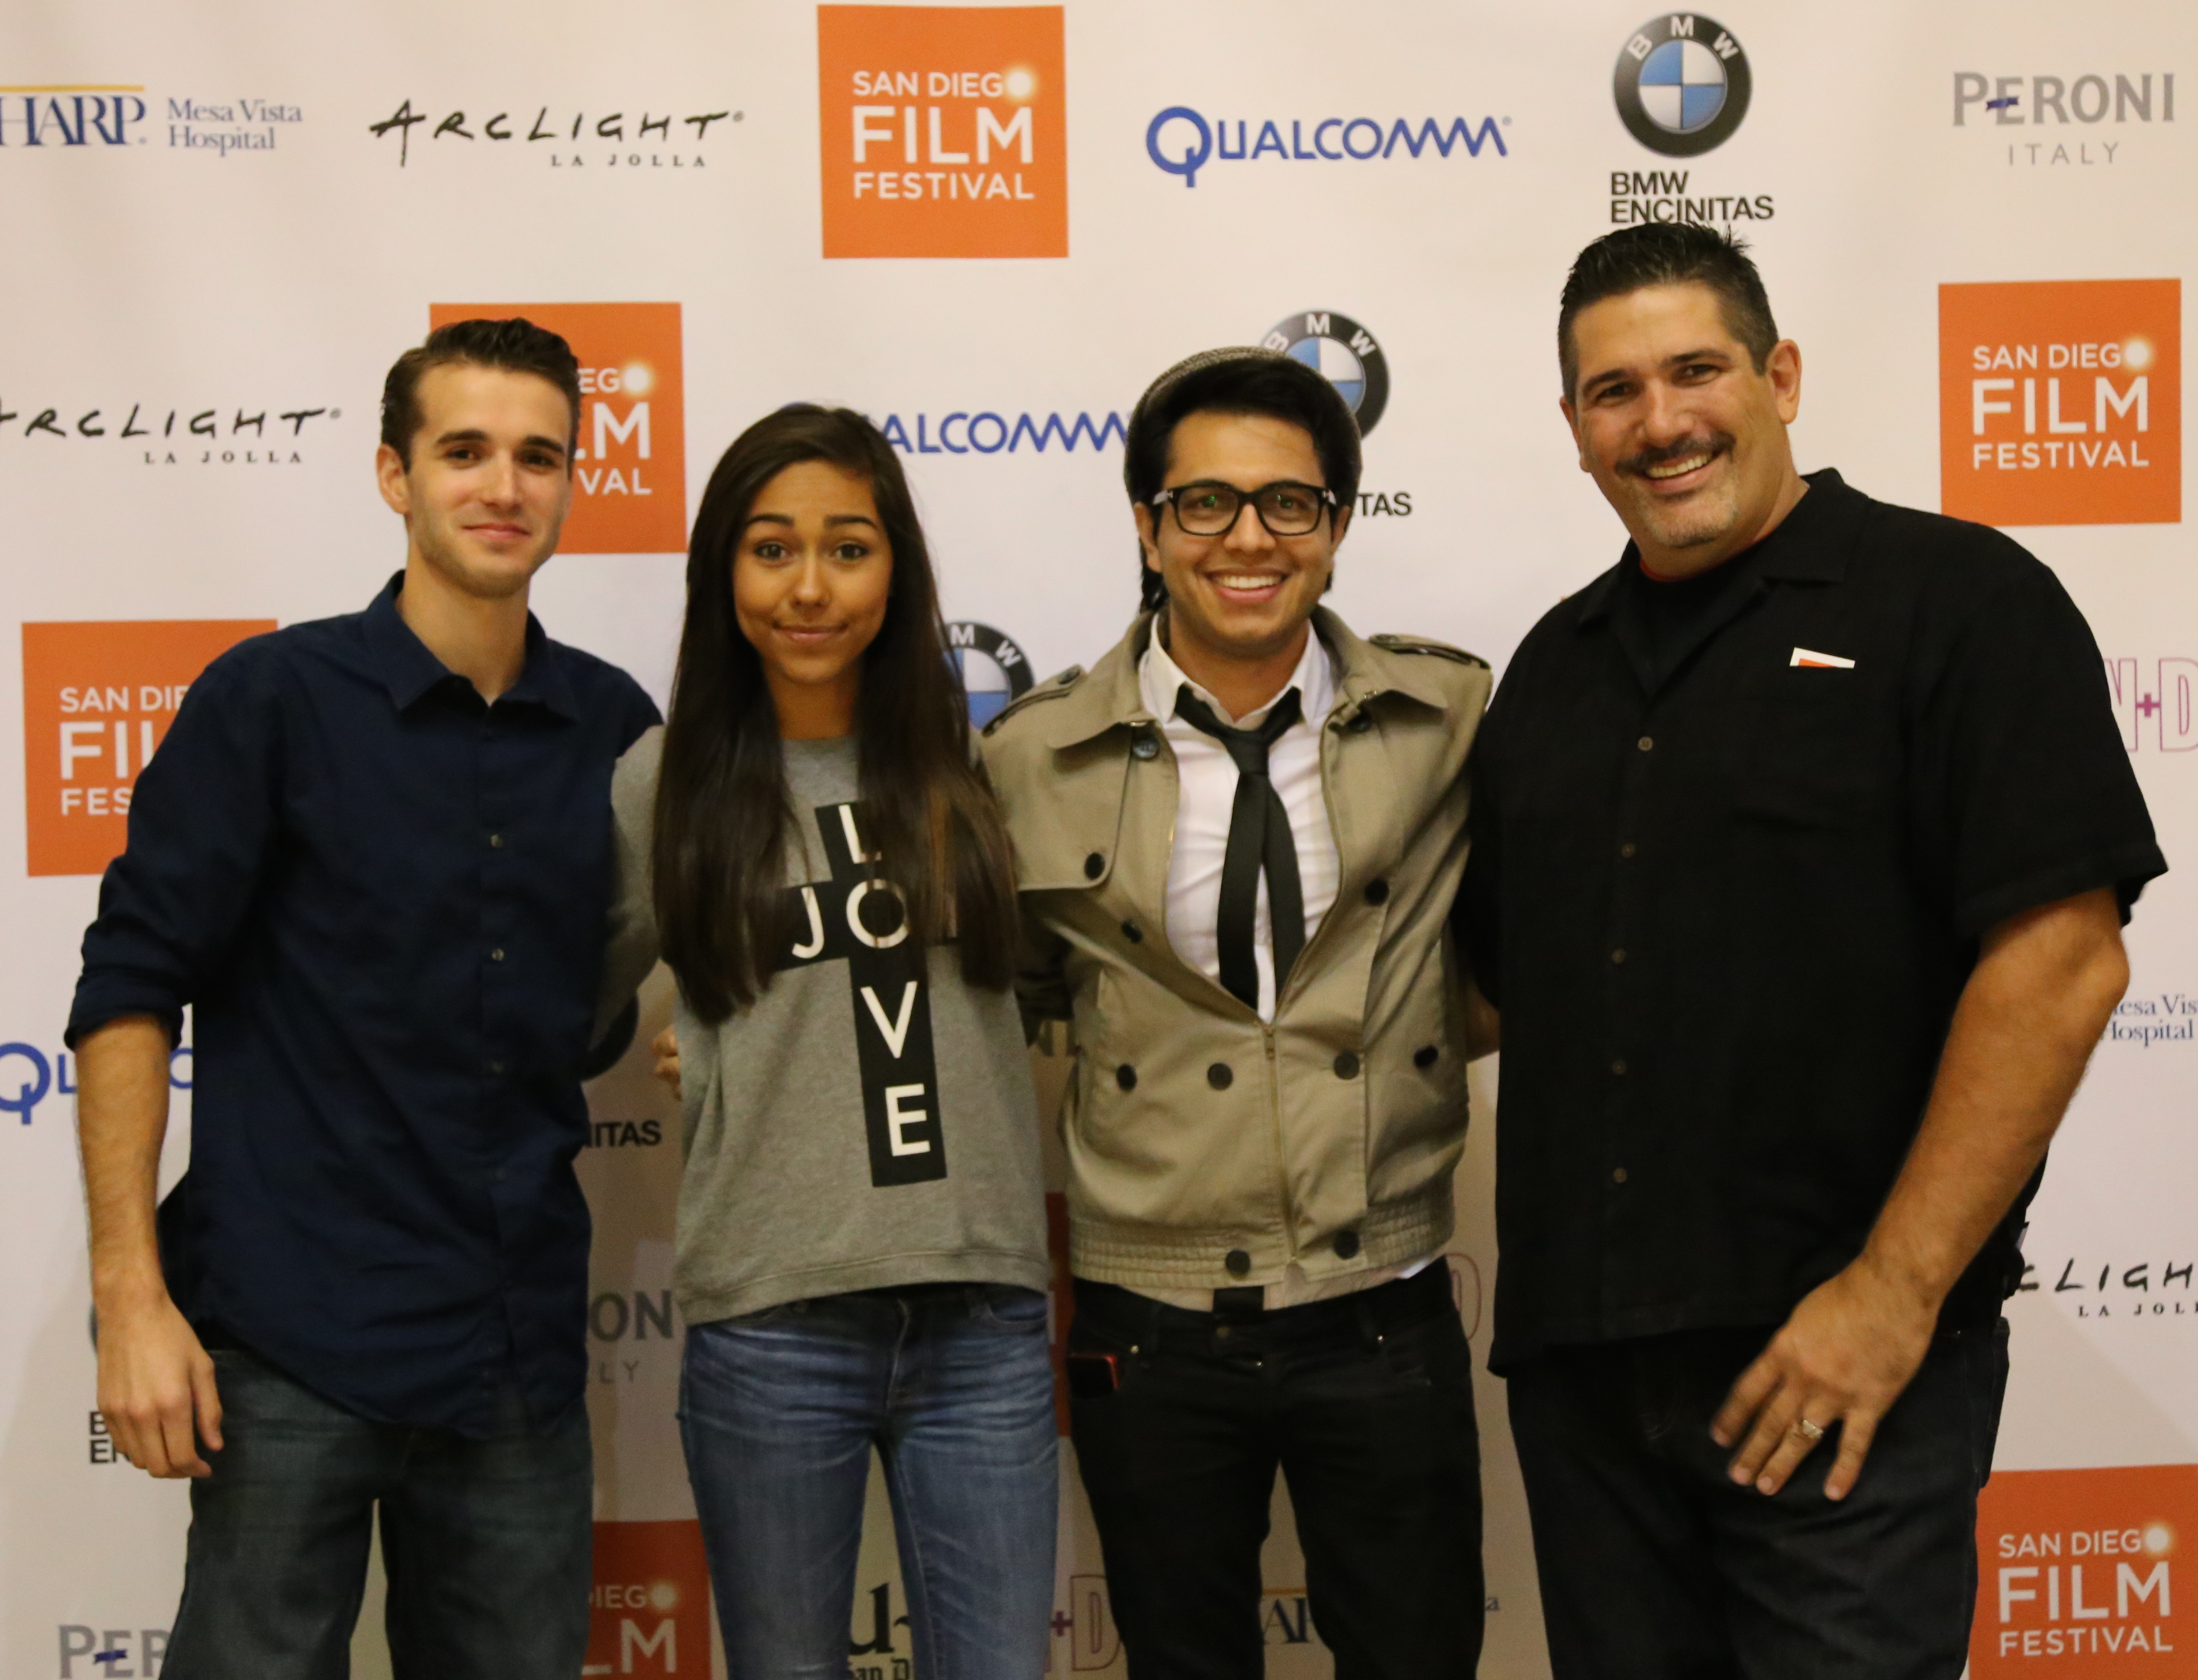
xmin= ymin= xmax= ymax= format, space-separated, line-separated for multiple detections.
xmin=602 ymin=727 xmax=1049 ymax=1325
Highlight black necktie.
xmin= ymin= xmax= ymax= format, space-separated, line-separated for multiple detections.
xmin=1174 ymin=685 xmax=1305 ymax=1012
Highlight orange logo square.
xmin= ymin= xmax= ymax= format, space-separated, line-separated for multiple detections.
xmin=1940 ymin=279 xmax=2181 ymax=527
xmin=588 ymin=1520 xmax=712 ymax=1677
xmin=1973 ymin=1464 xmax=2198 ymax=1673
xmin=817 ymin=6 xmax=1067 ymax=259
xmin=22 ymin=620 xmax=275 ymax=878
xmin=427 ymin=303 xmax=687 ymax=554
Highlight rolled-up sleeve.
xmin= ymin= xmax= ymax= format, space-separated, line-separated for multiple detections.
xmin=67 ymin=644 xmax=281 ymax=1047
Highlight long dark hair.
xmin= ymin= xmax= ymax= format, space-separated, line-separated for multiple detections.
xmin=653 ymin=404 xmax=1019 ymax=1020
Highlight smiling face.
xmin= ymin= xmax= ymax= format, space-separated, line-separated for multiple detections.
xmin=375 ymin=361 xmax=575 ymax=599
xmin=1134 ymin=409 xmax=1349 ymax=683
xmin=732 ymin=459 xmax=893 ymax=739
xmin=1562 ymin=282 xmax=1803 ymax=578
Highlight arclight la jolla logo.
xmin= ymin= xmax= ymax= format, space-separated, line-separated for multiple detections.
xmin=1614 ymin=16 xmax=1751 ymax=157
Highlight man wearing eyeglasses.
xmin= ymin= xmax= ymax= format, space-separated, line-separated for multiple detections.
xmin=981 ymin=347 xmax=1491 ymax=1679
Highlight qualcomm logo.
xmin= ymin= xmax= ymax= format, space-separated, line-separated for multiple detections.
xmin=1615 ymin=15 xmax=1752 ymax=157
xmin=947 ymin=623 xmax=1033 ymax=728
xmin=872 ymin=411 xmax=1123 ymax=455
xmin=1146 ymin=109 xmax=1506 ymax=188
xmin=1261 ymin=312 xmax=1389 ymax=437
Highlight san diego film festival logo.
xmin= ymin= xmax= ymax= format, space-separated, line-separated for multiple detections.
xmin=429 ymin=303 xmax=687 ymax=555
xmin=587 ymin=1521 xmax=711 ymax=1678
xmin=0 ymin=81 xmax=303 ymax=155
xmin=22 ymin=620 xmax=275 ymax=878
xmin=1940 ymin=279 xmax=2181 ymax=526
xmin=816 ymin=4 xmax=1067 ymax=259
xmin=1973 ymin=1464 xmax=2194 ymax=1670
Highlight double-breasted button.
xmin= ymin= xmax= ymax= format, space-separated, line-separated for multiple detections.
xmin=1131 ymin=732 xmax=1160 ymax=761
xmin=1083 ymin=852 xmax=1104 ymax=880
xmin=1333 ymin=1051 xmax=1360 ymax=1080
xmin=1414 ymin=1045 xmax=1439 ymax=1069
xmin=1116 ymin=1065 xmax=1137 ymax=1092
xmin=1363 ymin=879 xmax=1389 ymax=906
xmin=1637 ymin=735 xmax=1655 ymax=752
xmin=1334 ymin=1229 xmax=1362 ymax=1260
xmin=1207 ymin=1063 xmax=1233 ymax=1091
xmin=1224 ymin=1248 xmax=1252 ymax=1277
xmin=1121 ymin=920 xmax=1143 ymax=944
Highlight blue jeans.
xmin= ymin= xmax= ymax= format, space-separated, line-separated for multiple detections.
xmin=163 ymin=1345 xmax=592 ymax=1680
xmin=679 ymin=1283 xmax=1060 ymax=1680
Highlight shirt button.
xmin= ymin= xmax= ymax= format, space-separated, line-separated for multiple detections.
xmin=1612 ymin=1167 xmax=1629 ymax=1185
xmin=1612 ymin=1058 xmax=1628 ymax=1076
xmin=1611 ymin=948 xmax=1627 ymax=965
xmin=490 ymin=948 xmax=506 ymax=963
xmin=1121 ymin=920 xmax=1144 ymax=944
xmin=1414 ymin=1045 xmax=1439 ymax=1069
xmin=1084 ymin=852 xmax=1105 ymax=880
xmin=1334 ymin=1229 xmax=1362 ymax=1260
xmin=1363 ymin=879 xmax=1389 ymax=906
xmin=1116 ymin=1064 xmax=1137 ymax=1093
xmin=1225 ymin=1248 xmax=1252 ymax=1277
xmin=1333 ymin=1051 xmax=1360 ymax=1080
xmin=488 ymin=832 xmax=505 ymax=848
xmin=1619 ymin=841 xmax=1637 ymax=859
xmin=1637 ymin=735 xmax=1655 ymax=752
xmin=487 ymin=1059 xmax=505 ymax=1076
xmin=1207 ymin=1062 xmax=1233 ymax=1091
xmin=1131 ymin=732 xmax=1160 ymax=761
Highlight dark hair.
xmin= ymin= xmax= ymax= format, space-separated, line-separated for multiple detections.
xmin=652 ymin=404 xmax=1019 ymax=1020
xmin=1557 ymin=225 xmax=1780 ymax=401
xmin=379 ymin=317 xmax=583 ymax=464
xmin=1122 ymin=348 xmax=1362 ymax=612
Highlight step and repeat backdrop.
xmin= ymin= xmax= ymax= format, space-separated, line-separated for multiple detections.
xmin=2 ymin=2 xmax=2193 ymax=1675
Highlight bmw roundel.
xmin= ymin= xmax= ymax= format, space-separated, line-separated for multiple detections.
xmin=946 ymin=621 xmax=1033 ymax=728
xmin=1262 ymin=311 xmax=1389 ymax=437
xmin=1615 ymin=15 xmax=1752 ymax=157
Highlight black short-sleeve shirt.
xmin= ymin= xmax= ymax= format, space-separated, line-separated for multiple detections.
xmin=1458 ymin=470 xmax=2165 ymax=1372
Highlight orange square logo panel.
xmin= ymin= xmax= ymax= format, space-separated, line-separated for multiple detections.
xmin=427 ymin=303 xmax=686 ymax=554
xmin=818 ymin=5 xmax=1068 ymax=259
xmin=588 ymin=1520 xmax=712 ymax=1677
xmin=1973 ymin=1464 xmax=2198 ymax=1673
xmin=1940 ymin=279 xmax=2181 ymax=527
xmin=23 ymin=620 xmax=276 ymax=878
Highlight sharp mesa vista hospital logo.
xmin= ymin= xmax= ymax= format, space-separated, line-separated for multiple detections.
xmin=429 ymin=303 xmax=687 ymax=555
xmin=817 ymin=5 xmax=1067 ymax=259
xmin=0 ymin=82 xmax=304 ymax=156
xmin=1974 ymin=1465 xmax=2194 ymax=1670
xmin=1940 ymin=279 xmax=2181 ymax=526
xmin=22 ymin=620 xmax=276 ymax=877
xmin=1615 ymin=16 xmax=1752 ymax=157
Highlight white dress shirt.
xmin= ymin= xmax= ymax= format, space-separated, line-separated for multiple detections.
xmin=1138 ymin=626 xmax=1340 ymax=1023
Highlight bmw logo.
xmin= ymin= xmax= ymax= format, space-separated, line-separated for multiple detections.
xmin=1262 ymin=311 xmax=1389 ymax=437
xmin=1615 ymin=15 xmax=1751 ymax=157
xmin=946 ymin=622 xmax=1033 ymax=728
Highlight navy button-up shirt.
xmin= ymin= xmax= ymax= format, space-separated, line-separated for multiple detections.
xmin=69 ymin=576 xmax=659 ymax=1435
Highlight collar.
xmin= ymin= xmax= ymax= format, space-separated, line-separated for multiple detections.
xmin=1575 ymin=468 xmax=1858 ymax=629
xmin=1138 ymin=611 xmax=1335 ymax=729
xmin=362 ymin=571 xmax=577 ymax=719
xmin=1043 ymin=604 xmax=1445 ymax=749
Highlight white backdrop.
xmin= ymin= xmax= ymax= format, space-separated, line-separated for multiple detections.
xmin=2 ymin=3 xmax=2191 ymax=1676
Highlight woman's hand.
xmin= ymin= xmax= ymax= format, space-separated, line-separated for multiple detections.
xmin=651 ymin=1026 xmax=682 ymax=1100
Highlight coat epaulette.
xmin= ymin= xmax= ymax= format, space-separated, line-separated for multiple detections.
xmin=982 ymin=665 xmax=1085 ymax=736
xmin=1369 ymin=633 xmax=1489 ymax=669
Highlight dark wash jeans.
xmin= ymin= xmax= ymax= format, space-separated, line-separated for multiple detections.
xmin=163 ymin=1346 xmax=592 ymax=1680
xmin=1068 ymin=1266 xmax=1484 ymax=1680
xmin=1506 ymin=1319 xmax=2010 ymax=1680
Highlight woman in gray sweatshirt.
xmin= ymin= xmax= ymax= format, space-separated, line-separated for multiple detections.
xmin=599 ymin=405 xmax=1054 ymax=1680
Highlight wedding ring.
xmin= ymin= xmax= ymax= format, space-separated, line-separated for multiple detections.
xmin=1794 ymin=1417 xmax=1825 ymax=1443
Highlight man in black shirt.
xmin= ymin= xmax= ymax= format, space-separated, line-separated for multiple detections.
xmin=71 ymin=319 xmax=659 ymax=1678
xmin=1460 ymin=226 xmax=2164 ymax=1678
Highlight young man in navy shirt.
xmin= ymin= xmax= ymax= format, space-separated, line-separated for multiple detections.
xmin=70 ymin=318 xmax=659 ymax=1679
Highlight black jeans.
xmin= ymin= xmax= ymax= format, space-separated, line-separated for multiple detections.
xmin=1506 ymin=1319 xmax=2010 ymax=1680
xmin=1068 ymin=1266 xmax=1484 ymax=1680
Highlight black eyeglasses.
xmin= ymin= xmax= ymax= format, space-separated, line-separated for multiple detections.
xmin=1151 ymin=479 xmax=1337 ymax=537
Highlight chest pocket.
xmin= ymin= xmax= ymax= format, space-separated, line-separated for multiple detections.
xmin=1736 ymin=668 xmax=1896 ymax=828
xmin=1007 ymin=735 xmax=1132 ymax=892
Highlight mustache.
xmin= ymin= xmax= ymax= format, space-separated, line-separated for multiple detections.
xmin=1618 ymin=433 xmax=1733 ymax=478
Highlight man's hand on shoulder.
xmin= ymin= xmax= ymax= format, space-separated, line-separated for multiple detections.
xmin=1709 ymin=1252 xmax=1936 ymax=1502
xmin=97 ymin=1287 xmax=221 ymax=1479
